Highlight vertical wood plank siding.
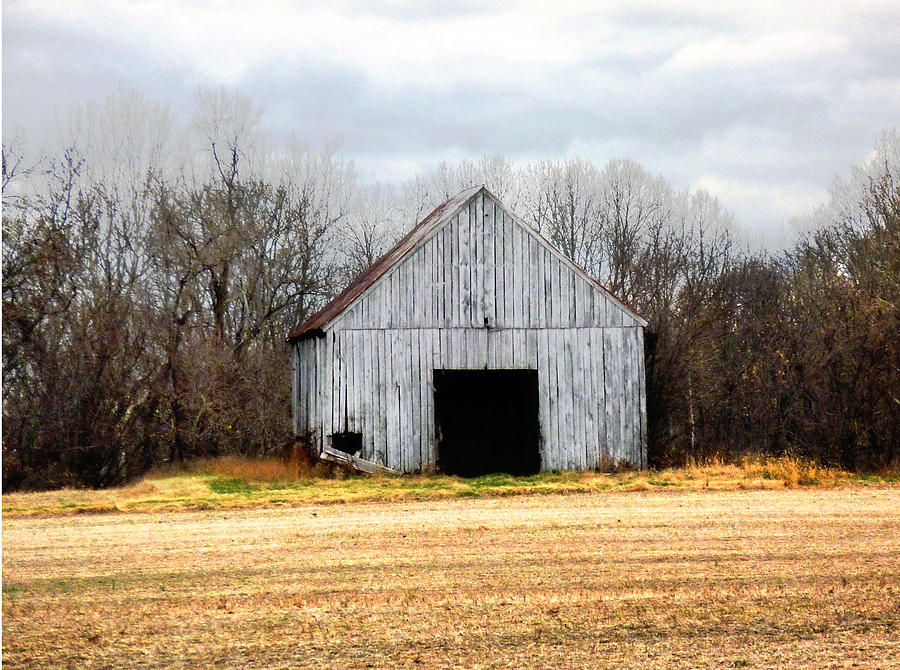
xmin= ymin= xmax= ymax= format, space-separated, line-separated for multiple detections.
xmin=331 ymin=197 xmax=643 ymax=332
xmin=293 ymin=191 xmax=647 ymax=472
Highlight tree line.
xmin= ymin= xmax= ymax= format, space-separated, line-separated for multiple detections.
xmin=3 ymin=92 xmax=897 ymax=489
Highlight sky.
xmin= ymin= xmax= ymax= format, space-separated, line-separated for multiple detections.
xmin=3 ymin=0 xmax=899 ymax=240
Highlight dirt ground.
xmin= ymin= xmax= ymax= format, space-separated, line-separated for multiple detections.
xmin=3 ymin=488 xmax=899 ymax=668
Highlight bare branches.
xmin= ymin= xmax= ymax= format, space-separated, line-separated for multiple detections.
xmin=4 ymin=89 xmax=898 ymax=488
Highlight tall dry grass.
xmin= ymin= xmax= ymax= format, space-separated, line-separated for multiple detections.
xmin=171 ymin=452 xmax=859 ymax=487
xmin=169 ymin=451 xmax=351 ymax=482
xmin=682 ymin=454 xmax=848 ymax=486
xmin=182 ymin=456 xmax=305 ymax=481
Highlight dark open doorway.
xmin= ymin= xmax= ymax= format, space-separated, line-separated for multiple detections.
xmin=434 ymin=369 xmax=541 ymax=477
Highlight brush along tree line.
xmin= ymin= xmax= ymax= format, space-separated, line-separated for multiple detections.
xmin=2 ymin=92 xmax=898 ymax=489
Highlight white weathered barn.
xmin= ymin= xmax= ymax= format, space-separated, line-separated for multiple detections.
xmin=287 ymin=186 xmax=648 ymax=475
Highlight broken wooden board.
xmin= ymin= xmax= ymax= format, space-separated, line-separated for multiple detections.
xmin=320 ymin=445 xmax=401 ymax=475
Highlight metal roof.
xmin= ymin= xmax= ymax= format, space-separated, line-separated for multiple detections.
xmin=287 ymin=185 xmax=485 ymax=340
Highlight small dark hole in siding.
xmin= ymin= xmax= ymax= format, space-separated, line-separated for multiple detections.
xmin=330 ymin=431 xmax=362 ymax=456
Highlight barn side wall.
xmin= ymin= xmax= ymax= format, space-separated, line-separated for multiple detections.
xmin=295 ymin=326 xmax=647 ymax=473
xmin=293 ymin=337 xmax=326 ymax=450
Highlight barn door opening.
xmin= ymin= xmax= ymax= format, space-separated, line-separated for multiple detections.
xmin=434 ymin=369 xmax=541 ymax=477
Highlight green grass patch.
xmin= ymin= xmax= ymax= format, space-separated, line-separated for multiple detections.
xmin=3 ymin=583 xmax=27 ymax=599
xmin=207 ymin=477 xmax=255 ymax=496
xmin=264 ymin=479 xmax=317 ymax=490
xmin=468 ymin=473 xmax=519 ymax=488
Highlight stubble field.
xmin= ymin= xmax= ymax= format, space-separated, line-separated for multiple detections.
xmin=3 ymin=488 xmax=899 ymax=669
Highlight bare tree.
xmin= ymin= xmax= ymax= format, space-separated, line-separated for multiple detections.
xmin=4 ymin=85 xmax=897 ymax=488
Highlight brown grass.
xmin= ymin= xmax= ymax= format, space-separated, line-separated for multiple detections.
xmin=4 ymin=488 xmax=899 ymax=668
xmin=180 ymin=454 xmax=311 ymax=480
xmin=3 ymin=455 xmax=897 ymax=519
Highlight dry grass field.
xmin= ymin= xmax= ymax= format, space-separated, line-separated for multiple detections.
xmin=3 ymin=487 xmax=899 ymax=669
xmin=4 ymin=455 xmax=895 ymax=517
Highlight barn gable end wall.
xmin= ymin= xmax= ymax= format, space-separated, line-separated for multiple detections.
xmin=328 ymin=191 xmax=645 ymax=332
xmin=292 ymin=188 xmax=648 ymax=473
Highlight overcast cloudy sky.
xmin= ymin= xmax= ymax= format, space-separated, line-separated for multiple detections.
xmin=3 ymin=0 xmax=899 ymax=238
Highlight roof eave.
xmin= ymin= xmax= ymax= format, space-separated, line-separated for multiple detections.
xmin=285 ymin=185 xmax=485 ymax=341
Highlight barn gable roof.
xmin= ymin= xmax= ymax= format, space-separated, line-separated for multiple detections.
xmin=287 ymin=185 xmax=646 ymax=340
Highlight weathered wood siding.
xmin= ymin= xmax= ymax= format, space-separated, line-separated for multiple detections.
xmin=292 ymin=190 xmax=647 ymax=472
xmin=332 ymin=193 xmax=643 ymax=331
xmin=294 ymin=326 xmax=646 ymax=471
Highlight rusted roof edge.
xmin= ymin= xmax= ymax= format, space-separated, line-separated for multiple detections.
xmin=286 ymin=185 xmax=485 ymax=341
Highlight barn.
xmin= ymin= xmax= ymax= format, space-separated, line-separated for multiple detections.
xmin=287 ymin=186 xmax=648 ymax=475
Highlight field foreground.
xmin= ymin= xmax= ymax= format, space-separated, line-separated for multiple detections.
xmin=3 ymin=488 xmax=899 ymax=669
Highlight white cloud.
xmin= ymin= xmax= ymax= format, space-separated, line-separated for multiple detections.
xmin=692 ymin=174 xmax=827 ymax=231
xmin=3 ymin=0 xmax=898 ymax=237
xmin=660 ymin=31 xmax=848 ymax=73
